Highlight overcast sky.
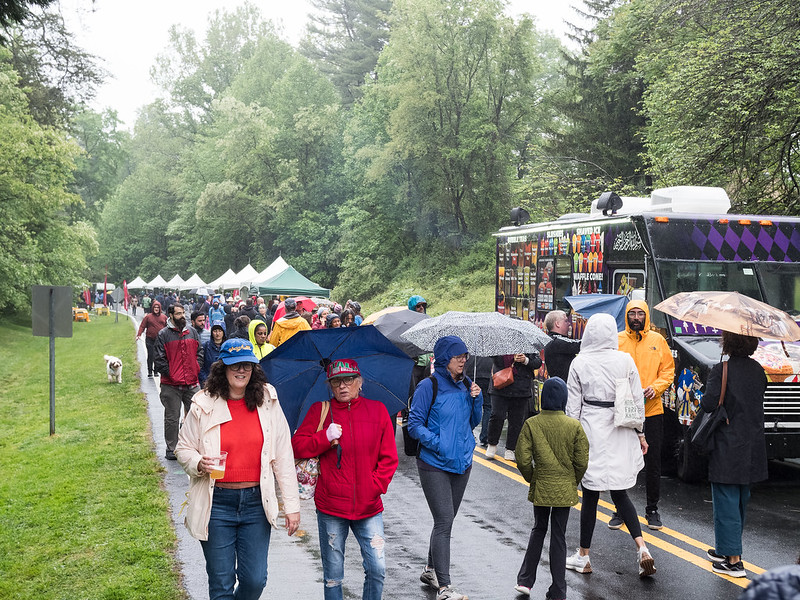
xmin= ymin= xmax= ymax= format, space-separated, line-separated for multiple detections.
xmin=60 ymin=0 xmax=583 ymax=128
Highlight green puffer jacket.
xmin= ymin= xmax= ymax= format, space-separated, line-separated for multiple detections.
xmin=515 ymin=410 xmax=589 ymax=507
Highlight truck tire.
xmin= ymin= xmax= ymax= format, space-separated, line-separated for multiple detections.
xmin=677 ymin=427 xmax=707 ymax=483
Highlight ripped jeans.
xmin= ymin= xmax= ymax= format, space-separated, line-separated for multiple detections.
xmin=316 ymin=509 xmax=385 ymax=600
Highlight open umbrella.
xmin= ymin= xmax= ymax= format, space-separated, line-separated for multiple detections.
xmin=260 ymin=325 xmax=414 ymax=432
xmin=654 ymin=291 xmax=800 ymax=341
xmin=272 ymin=296 xmax=317 ymax=322
xmin=565 ymin=294 xmax=629 ymax=332
xmin=362 ymin=306 xmax=407 ymax=325
xmin=371 ymin=309 xmax=430 ymax=357
xmin=401 ymin=311 xmax=551 ymax=355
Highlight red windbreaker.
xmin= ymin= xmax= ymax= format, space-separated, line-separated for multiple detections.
xmin=292 ymin=396 xmax=398 ymax=520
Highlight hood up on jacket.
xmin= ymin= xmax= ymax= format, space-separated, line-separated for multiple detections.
xmin=580 ymin=313 xmax=619 ymax=353
xmin=248 ymin=318 xmax=274 ymax=360
xmin=151 ymin=300 xmax=162 ymax=313
xmin=622 ymin=299 xmax=651 ymax=340
xmin=433 ymin=335 xmax=469 ymax=378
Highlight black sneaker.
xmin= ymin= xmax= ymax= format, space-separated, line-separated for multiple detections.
xmin=646 ymin=510 xmax=663 ymax=530
xmin=607 ymin=512 xmax=624 ymax=530
xmin=165 ymin=450 xmax=177 ymax=461
xmin=706 ymin=549 xmax=725 ymax=563
xmin=712 ymin=559 xmax=746 ymax=578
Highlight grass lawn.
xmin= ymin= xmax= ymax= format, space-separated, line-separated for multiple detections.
xmin=0 ymin=313 xmax=185 ymax=600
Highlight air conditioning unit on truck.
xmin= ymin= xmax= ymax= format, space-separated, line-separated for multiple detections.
xmin=494 ymin=186 xmax=800 ymax=481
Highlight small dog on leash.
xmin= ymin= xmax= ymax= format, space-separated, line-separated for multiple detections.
xmin=104 ymin=355 xmax=123 ymax=384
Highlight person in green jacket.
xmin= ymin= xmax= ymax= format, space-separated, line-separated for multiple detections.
xmin=514 ymin=377 xmax=589 ymax=599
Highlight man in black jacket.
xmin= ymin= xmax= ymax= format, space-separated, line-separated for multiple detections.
xmin=542 ymin=310 xmax=581 ymax=381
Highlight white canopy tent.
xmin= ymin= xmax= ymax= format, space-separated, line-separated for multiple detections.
xmin=146 ymin=274 xmax=168 ymax=288
xmin=256 ymin=256 xmax=289 ymax=283
xmin=208 ymin=268 xmax=239 ymax=290
xmin=127 ymin=276 xmax=147 ymax=289
xmin=165 ymin=274 xmax=186 ymax=289
xmin=235 ymin=264 xmax=260 ymax=288
xmin=181 ymin=273 xmax=207 ymax=290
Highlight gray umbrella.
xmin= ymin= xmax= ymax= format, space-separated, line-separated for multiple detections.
xmin=372 ymin=309 xmax=430 ymax=357
xmin=401 ymin=311 xmax=551 ymax=355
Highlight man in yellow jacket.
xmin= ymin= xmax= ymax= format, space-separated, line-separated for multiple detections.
xmin=269 ymin=298 xmax=312 ymax=347
xmin=612 ymin=299 xmax=674 ymax=531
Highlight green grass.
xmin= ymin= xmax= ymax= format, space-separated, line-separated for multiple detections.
xmin=0 ymin=313 xmax=185 ymax=600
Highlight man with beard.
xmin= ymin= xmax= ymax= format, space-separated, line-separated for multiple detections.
xmin=136 ymin=300 xmax=167 ymax=377
xmin=155 ymin=304 xmax=203 ymax=460
xmin=612 ymin=300 xmax=674 ymax=530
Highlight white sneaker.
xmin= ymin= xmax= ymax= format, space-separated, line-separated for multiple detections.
xmin=514 ymin=584 xmax=531 ymax=596
xmin=638 ymin=546 xmax=656 ymax=577
xmin=437 ymin=586 xmax=468 ymax=600
xmin=565 ymin=549 xmax=592 ymax=574
xmin=485 ymin=444 xmax=497 ymax=459
xmin=420 ymin=567 xmax=439 ymax=589
xmin=504 ymin=449 xmax=516 ymax=461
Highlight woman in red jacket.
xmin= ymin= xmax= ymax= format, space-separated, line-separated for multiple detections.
xmin=292 ymin=359 xmax=399 ymax=600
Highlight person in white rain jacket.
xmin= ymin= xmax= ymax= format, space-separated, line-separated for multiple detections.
xmin=564 ymin=313 xmax=656 ymax=578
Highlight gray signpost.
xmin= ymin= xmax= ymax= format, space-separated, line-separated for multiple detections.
xmin=32 ymin=286 xmax=73 ymax=435
xmin=110 ymin=287 xmax=124 ymax=323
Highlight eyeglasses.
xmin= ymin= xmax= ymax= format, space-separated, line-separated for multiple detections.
xmin=331 ymin=376 xmax=358 ymax=386
xmin=228 ymin=363 xmax=253 ymax=372
xmin=453 ymin=353 xmax=470 ymax=361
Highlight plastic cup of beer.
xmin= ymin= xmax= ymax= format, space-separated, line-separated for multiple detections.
xmin=209 ymin=451 xmax=228 ymax=479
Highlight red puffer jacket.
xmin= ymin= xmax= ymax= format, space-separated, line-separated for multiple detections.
xmin=292 ymin=396 xmax=398 ymax=520
xmin=154 ymin=322 xmax=203 ymax=386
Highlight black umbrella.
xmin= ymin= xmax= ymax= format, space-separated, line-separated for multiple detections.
xmin=372 ymin=309 xmax=430 ymax=357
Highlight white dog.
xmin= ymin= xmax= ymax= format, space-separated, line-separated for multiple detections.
xmin=104 ymin=354 xmax=123 ymax=384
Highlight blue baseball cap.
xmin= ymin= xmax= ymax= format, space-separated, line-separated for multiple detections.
xmin=219 ymin=339 xmax=259 ymax=365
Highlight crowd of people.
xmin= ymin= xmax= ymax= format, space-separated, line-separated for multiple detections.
xmin=127 ymin=291 xmax=783 ymax=600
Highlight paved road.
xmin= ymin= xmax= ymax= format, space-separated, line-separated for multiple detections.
xmin=126 ymin=309 xmax=800 ymax=600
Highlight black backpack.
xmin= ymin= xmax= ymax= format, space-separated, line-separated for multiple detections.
xmin=402 ymin=374 xmax=472 ymax=457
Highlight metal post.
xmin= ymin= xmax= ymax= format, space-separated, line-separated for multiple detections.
xmin=49 ymin=288 xmax=56 ymax=435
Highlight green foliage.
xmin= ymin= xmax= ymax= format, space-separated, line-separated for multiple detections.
xmin=0 ymin=316 xmax=184 ymax=600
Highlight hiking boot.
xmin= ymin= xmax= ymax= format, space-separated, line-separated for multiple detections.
xmin=436 ymin=586 xmax=468 ymax=600
xmin=712 ymin=559 xmax=746 ymax=577
xmin=607 ymin=512 xmax=624 ymax=530
xmin=706 ymin=549 xmax=725 ymax=563
xmin=485 ymin=444 xmax=498 ymax=459
xmin=504 ymin=449 xmax=516 ymax=461
xmin=565 ymin=549 xmax=592 ymax=574
xmin=513 ymin=584 xmax=531 ymax=596
xmin=420 ymin=567 xmax=439 ymax=589
xmin=646 ymin=510 xmax=663 ymax=530
xmin=638 ymin=546 xmax=656 ymax=577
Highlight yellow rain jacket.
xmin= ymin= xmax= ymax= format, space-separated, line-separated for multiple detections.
xmin=618 ymin=300 xmax=675 ymax=417
xmin=248 ymin=319 xmax=275 ymax=360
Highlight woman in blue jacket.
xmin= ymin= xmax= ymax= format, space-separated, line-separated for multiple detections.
xmin=199 ymin=320 xmax=226 ymax=386
xmin=408 ymin=335 xmax=482 ymax=600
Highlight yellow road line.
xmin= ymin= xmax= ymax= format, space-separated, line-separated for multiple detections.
xmin=473 ymin=447 xmax=763 ymax=583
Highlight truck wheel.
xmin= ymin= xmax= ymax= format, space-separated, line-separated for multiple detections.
xmin=677 ymin=428 xmax=707 ymax=483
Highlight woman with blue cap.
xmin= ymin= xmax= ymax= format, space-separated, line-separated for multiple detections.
xmin=408 ymin=335 xmax=483 ymax=600
xmin=176 ymin=339 xmax=300 ymax=600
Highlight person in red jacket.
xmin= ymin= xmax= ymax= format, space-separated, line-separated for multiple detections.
xmin=136 ymin=300 xmax=167 ymax=377
xmin=292 ymin=359 xmax=398 ymax=600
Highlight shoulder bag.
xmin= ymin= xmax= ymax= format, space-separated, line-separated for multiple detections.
xmin=295 ymin=401 xmax=330 ymax=500
xmin=690 ymin=361 xmax=729 ymax=453
xmin=492 ymin=366 xmax=514 ymax=390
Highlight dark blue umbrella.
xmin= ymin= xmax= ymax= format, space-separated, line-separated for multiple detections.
xmin=261 ymin=325 xmax=414 ymax=432
xmin=565 ymin=294 xmax=629 ymax=331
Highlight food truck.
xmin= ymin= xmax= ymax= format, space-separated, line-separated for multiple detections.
xmin=494 ymin=186 xmax=800 ymax=480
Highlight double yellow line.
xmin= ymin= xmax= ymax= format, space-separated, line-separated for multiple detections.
xmin=473 ymin=449 xmax=765 ymax=588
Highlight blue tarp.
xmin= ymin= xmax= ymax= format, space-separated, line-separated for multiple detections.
xmin=565 ymin=294 xmax=629 ymax=331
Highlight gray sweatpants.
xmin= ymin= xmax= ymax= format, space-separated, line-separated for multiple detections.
xmin=160 ymin=383 xmax=198 ymax=453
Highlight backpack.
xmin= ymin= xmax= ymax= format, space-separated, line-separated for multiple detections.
xmin=402 ymin=374 xmax=472 ymax=457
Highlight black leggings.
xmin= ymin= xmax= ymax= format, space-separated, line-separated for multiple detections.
xmin=579 ymin=487 xmax=642 ymax=548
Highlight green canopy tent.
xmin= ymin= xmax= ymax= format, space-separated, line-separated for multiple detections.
xmin=254 ymin=266 xmax=330 ymax=298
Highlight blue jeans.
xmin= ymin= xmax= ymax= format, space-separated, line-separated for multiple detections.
xmin=200 ymin=486 xmax=272 ymax=600
xmin=316 ymin=510 xmax=386 ymax=600
xmin=711 ymin=482 xmax=750 ymax=557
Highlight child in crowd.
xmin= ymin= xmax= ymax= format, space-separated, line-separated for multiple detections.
xmin=514 ymin=377 xmax=589 ymax=599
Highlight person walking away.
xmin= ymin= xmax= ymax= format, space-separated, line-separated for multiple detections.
xmin=486 ymin=351 xmax=542 ymax=461
xmin=136 ymin=300 xmax=166 ymax=378
xmin=702 ymin=332 xmax=767 ymax=578
xmin=155 ymin=304 xmax=203 ymax=461
xmin=292 ymin=359 xmax=398 ymax=600
xmin=269 ymin=298 xmax=311 ymax=347
xmin=542 ymin=310 xmax=581 ymax=381
xmin=199 ymin=321 xmax=226 ymax=387
xmin=248 ymin=319 xmax=274 ymax=361
xmin=142 ymin=293 xmax=152 ymax=314
xmin=176 ymin=340 xmax=300 ymax=600
xmin=614 ymin=300 xmax=674 ymax=530
xmin=514 ymin=377 xmax=589 ymax=599
xmin=565 ymin=313 xmax=655 ymax=577
xmin=408 ymin=336 xmax=483 ymax=600
xmin=229 ymin=315 xmax=251 ymax=341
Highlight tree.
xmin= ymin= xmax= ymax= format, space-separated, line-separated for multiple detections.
xmin=301 ymin=0 xmax=392 ymax=106
xmin=0 ymin=0 xmax=54 ymax=41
